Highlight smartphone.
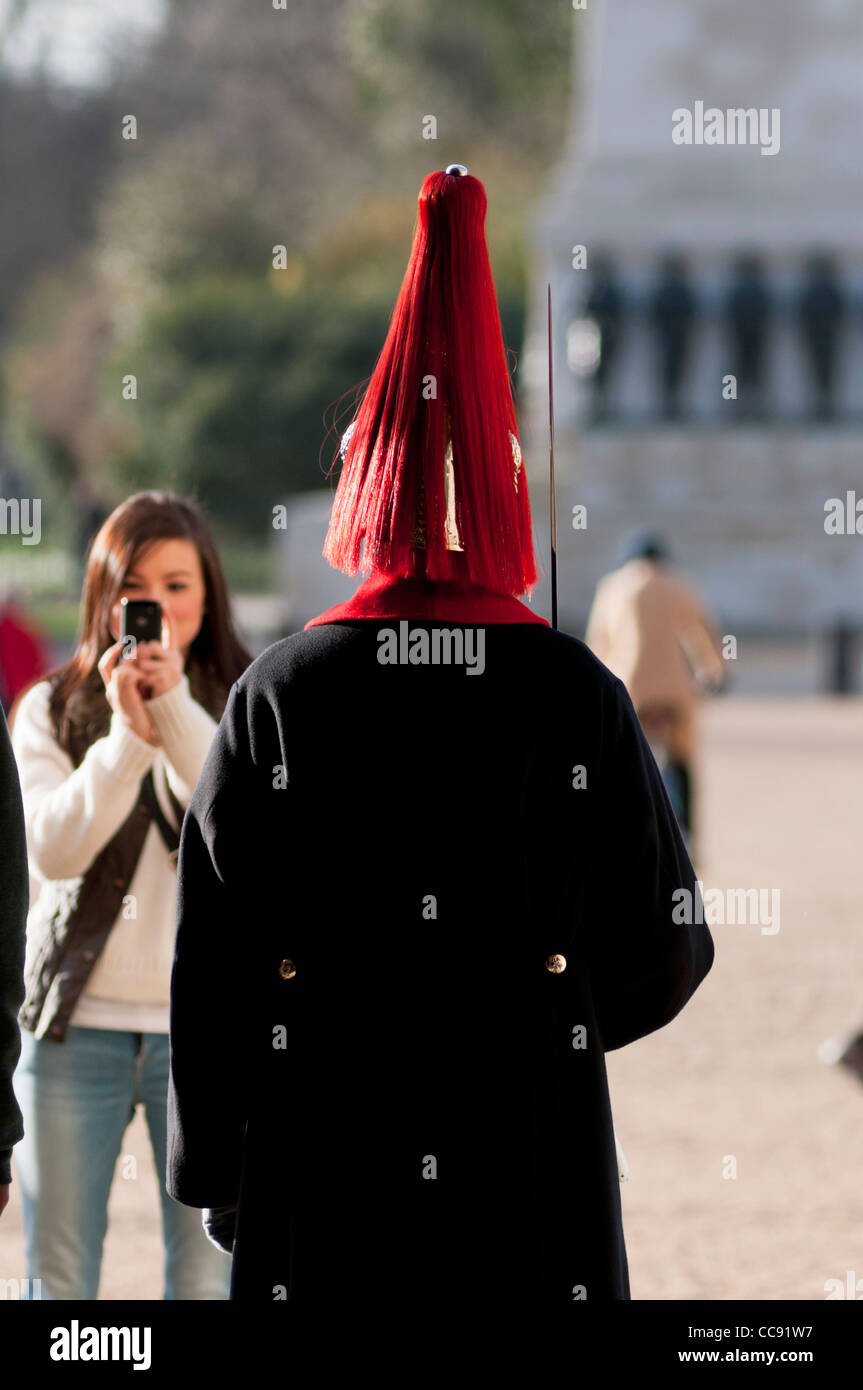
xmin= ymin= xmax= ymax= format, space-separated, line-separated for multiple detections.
xmin=119 ymin=598 xmax=163 ymax=661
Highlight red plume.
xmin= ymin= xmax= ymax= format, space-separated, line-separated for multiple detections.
xmin=323 ymin=170 xmax=537 ymax=595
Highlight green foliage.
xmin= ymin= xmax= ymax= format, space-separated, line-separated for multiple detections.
xmin=107 ymin=277 xmax=393 ymax=534
xmin=343 ymin=0 xmax=571 ymax=153
xmin=1 ymin=0 xmax=573 ymax=551
xmin=107 ymin=268 xmax=528 ymax=536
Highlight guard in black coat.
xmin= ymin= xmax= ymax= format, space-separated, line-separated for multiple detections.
xmin=166 ymin=167 xmax=714 ymax=1311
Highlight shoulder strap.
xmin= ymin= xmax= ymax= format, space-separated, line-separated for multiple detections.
xmin=140 ymin=770 xmax=181 ymax=863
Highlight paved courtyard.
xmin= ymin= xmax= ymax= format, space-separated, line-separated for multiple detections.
xmin=2 ymin=695 xmax=862 ymax=1300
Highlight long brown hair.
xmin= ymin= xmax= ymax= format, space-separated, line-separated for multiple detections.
xmin=38 ymin=492 xmax=253 ymax=764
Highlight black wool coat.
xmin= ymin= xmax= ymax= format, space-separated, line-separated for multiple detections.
xmin=166 ymin=619 xmax=714 ymax=1311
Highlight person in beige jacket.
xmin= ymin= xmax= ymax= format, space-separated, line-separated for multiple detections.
xmin=585 ymin=530 xmax=725 ymax=849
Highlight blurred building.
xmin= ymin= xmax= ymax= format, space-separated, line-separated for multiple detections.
xmin=523 ymin=0 xmax=863 ymax=655
xmin=272 ymin=491 xmax=356 ymax=632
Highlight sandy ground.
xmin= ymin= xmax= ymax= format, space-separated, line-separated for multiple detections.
xmin=2 ymin=695 xmax=862 ymax=1301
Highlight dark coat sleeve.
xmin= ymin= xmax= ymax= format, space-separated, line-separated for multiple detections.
xmin=583 ymin=673 xmax=715 ymax=1052
xmin=166 ymin=679 xmax=257 ymax=1209
xmin=0 ymin=704 xmax=28 ymax=1184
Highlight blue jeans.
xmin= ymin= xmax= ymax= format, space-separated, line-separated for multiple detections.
xmin=13 ymin=1026 xmax=231 ymax=1300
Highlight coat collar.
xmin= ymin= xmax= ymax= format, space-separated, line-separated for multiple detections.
xmin=304 ymin=571 xmax=549 ymax=628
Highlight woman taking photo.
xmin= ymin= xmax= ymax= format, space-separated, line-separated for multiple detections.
xmin=10 ymin=490 xmax=252 ymax=1300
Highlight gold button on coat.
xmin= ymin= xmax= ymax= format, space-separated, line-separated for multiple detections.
xmin=545 ymin=953 xmax=567 ymax=973
xmin=278 ymin=959 xmax=296 ymax=979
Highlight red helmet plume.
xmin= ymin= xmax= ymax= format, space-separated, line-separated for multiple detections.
xmin=323 ymin=169 xmax=537 ymax=595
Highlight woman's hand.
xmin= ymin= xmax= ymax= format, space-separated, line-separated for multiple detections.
xmin=134 ymin=613 xmax=184 ymax=701
xmin=202 ymin=1204 xmax=238 ymax=1255
xmin=694 ymin=665 xmax=726 ymax=696
xmin=98 ymin=641 xmax=160 ymax=746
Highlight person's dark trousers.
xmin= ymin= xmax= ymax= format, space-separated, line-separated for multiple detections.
xmin=665 ymin=757 xmax=692 ymax=840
